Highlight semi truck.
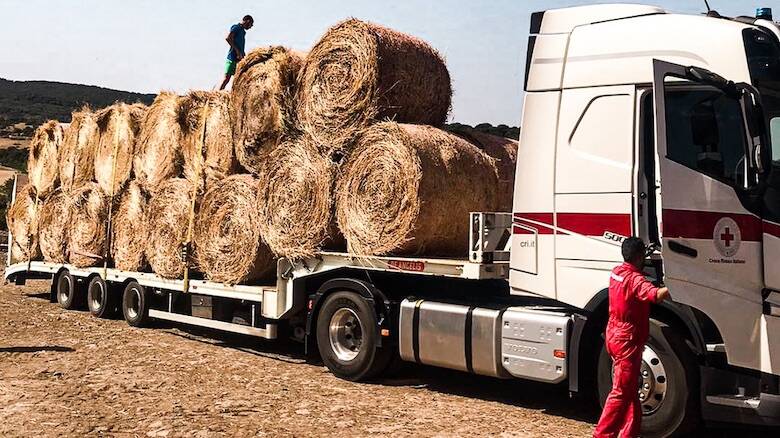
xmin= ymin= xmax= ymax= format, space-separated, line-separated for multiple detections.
xmin=5 ymin=4 xmax=780 ymax=436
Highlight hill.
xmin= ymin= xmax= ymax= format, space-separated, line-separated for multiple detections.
xmin=0 ymin=78 xmax=155 ymax=134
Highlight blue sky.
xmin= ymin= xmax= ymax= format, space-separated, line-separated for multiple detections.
xmin=0 ymin=0 xmax=770 ymax=125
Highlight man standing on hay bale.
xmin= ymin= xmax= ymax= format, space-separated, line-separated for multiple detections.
xmin=219 ymin=15 xmax=254 ymax=90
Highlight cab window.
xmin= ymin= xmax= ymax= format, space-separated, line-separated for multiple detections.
xmin=663 ymin=88 xmax=748 ymax=186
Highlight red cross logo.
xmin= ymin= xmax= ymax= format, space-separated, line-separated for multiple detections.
xmin=721 ymin=227 xmax=735 ymax=247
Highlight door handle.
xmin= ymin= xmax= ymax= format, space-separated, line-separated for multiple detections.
xmin=668 ymin=240 xmax=698 ymax=258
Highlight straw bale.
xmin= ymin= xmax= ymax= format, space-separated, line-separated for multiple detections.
xmin=195 ymin=174 xmax=274 ymax=284
xmin=38 ymin=188 xmax=71 ymax=263
xmin=6 ymin=184 xmax=40 ymax=263
xmin=28 ymin=120 xmax=64 ymax=197
xmin=297 ymin=19 xmax=452 ymax=154
xmin=230 ymin=47 xmax=305 ymax=173
xmin=178 ymin=91 xmax=238 ymax=192
xmin=94 ymin=102 xmax=146 ymax=196
xmin=258 ymin=137 xmax=341 ymax=259
xmin=145 ymin=178 xmax=197 ymax=279
xmin=111 ymin=180 xmax=148 ymax=271
xmin=133 ymin=92 xmax=183 ymax=190
xmin=336 ymin=122 xmax=498 ymax=256
xmin=60 ymin=109 xmax=99 ymax=192
xmin=67 ymin=182 xmax=109 ymax=268
xmin=452 ymin=129 xmax=518 ymax=212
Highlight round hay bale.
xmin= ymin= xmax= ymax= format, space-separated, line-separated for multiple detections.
xmin=133 ymin=92 xmax=183 ymax=191
xmin=111 ymin=180 xmax=149 ymax=271
xmin=297 ymin=19 xmax=452 ymax=154
xmin=94 ymin=103 xmax=147 ymax=196
xmin=146 ymin=178 xmax=197 ymax=279
xmin=59 ymin=109 xmax=98 ymax=193
xmin=450 ymin=129 xmax=518 ymax=212
xmin=178 ymin=91 xmax=238 ymax=193
xmin=38 ymin=188 xmax=71 ymax=263
xmin=67 ymin=182 xmax=110 ymax=268
xmin=28 ymin=120 xmax=64 ymax=197
xmin=258 ymin=137 xmax=341 ymax=259
xmin=6 ymin=184 xmax=40 ymax=263
xmin=336 ymin=122 xmax=499 ymax=257
xmin=230 ymin=46 xmax=305 ymax=174
xmin=195 ymin=174 xmax=274 ymax=284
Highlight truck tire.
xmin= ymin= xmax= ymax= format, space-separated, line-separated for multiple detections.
xmin=597 ymin=318 xmax=700 ymax=437
xmin=315 ymin=291 xmax=392 ymax=381
xmin=87 ymin=276 xmax=118 ymax=319
xmin=122 ymin=281 xmax=150 ymax=327
xmin=56 ymin=271 xmax=83 ymax=310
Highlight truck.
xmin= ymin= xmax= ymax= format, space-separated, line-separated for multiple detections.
xmin=5 ymin=4 xmax=780 ymax=436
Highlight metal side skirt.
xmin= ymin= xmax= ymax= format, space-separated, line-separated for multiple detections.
xmin=148 ymin=310 xmax=277 ymax=339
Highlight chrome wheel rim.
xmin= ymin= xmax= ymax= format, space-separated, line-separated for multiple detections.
xmin=127 ymin=288 xmax=140 ymax=320
xmin=90 ymin=282 xmax=104 ymax=311
xmin=328 ymin=308 xmax=362 ymax=362
xmin=58 ymin=276 xmax=71 ymax=304
xmin=639 ymin=344 xmax=668 ymax=414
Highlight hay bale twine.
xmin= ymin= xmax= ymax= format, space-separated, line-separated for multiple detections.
xmin=336 ymin=122 xmax=499 ymax=256
xmin=6 ymin=184 xmax=40 ymax=263
xmin=178 ymin=91 xmax=238 ymax=192
xmin=38 ymin=188 xmax=71 ymax=263
xmin=111 ymin=180 xmax=149 ymax=271
xmin=28 ymin=120 xmax=65 ymax=197
xmin=68 ymin=182 xmax=110 ymax=268
xmin=133 ymin=92 xmax=183 ymax=191
xmin=59 ymin=109 xmax=99 ymax=193
xmin=94 ymin=103 xmax=147 ymax=196
xmin=146 ymin=178 xmax=197 ymax=279
xmin=230 ymin=47 xmax=305 ymax=174
xmin=258 ymin=137 xmax=340 ymax=259
xmin=451 ymin=129 xmax=518 ymax=212
xmin=297 ymin=19 xmax=452 ymax=154
xmin=195 ymin=174 xmax=274 ymax=284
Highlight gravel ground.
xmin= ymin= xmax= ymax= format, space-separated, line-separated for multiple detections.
xmin=0 ymin=278 xmax=774 ymax=437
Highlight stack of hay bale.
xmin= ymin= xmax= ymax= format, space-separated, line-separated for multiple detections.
xmin=6 ymin=18 xmax=517 ymax=286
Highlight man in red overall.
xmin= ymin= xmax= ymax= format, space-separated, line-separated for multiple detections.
xmin=594 ymin=237 xmax=669 ymax=438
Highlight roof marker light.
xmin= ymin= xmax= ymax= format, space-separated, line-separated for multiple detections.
xmin=756 ymin=8 xmax=773 ymax=20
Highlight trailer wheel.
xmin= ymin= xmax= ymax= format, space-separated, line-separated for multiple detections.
xmin=122 ymin=281 xmax=150 ymax=327
xmin=316 ymin=291 xmax=391 ymax=381
xmin=87 ymin=276 xmax=118 ymax=319
xmin=56 ymin=271 xmax=83 ymax=310
xmin=597 ymin=318 xmax=699 ymax=437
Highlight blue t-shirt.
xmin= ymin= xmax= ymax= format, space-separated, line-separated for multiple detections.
xmin=227 ymin=23 xmax=246 ymax=61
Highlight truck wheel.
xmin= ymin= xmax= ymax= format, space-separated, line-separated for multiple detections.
xmin=87 ymin=276 xmax=118 ymax=319
xmin=56 ymin=271 xmax=83 ymax=310
xmin=597 ymin=319 xmax=700 ymax=437
xmin=122 ymin=281 xmax=150 ymax=327
xmin=315 ymin=291 xmax=391 ymax=381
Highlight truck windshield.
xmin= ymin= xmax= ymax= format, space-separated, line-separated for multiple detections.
xmin=744 ymin=28 xmax=780 ymax=222
xmin=744 ymin=28 xmax=780 ymax=158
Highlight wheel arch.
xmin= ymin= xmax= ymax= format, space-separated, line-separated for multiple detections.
xmin=570 ymin=287 xmax=712 ymax=393
xmin=305 ymin=277 xmax=391 ymax=352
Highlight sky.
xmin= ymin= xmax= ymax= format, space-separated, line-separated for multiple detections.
xmin=0 ymin=0 xmax=770 ymax=126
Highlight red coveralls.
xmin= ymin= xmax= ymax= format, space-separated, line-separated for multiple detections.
xmin=593 ymin=262 xmax=660 ymax=438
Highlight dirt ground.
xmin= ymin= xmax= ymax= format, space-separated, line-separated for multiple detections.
xmin=0 ymin=278 xmax=773 ymax=437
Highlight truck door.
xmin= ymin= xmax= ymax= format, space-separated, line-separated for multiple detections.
xmin=652 ymin=60 xmax=767 ymax=371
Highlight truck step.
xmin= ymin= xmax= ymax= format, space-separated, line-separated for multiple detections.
xmin=148 ymin=309 xmax=277 ymax=339
xmin=705 ymin=394 xmax=760 ymax=410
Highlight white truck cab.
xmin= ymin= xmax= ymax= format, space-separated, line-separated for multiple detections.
xmin=512 ymin=3 xmax=780 ymax=433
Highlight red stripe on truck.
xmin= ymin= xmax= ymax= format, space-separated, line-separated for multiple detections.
xmin=764 ymin=220 xmax=780 ymax=239
xmin=661 ymin=209 xmax=762 ymax=242
xmin=512 ymin=212 xmax=631 ymax=237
